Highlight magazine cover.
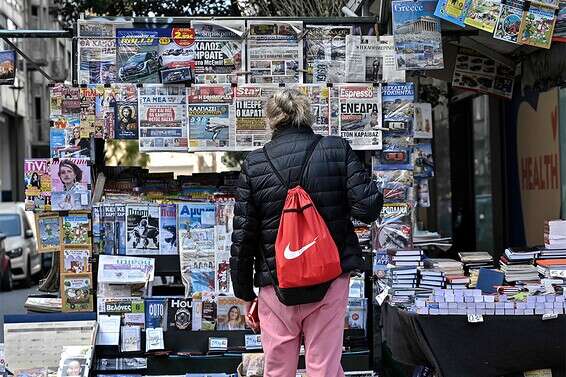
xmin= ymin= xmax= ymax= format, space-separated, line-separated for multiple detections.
xmin=345 ymin=298 xmax=367 ymax=330
xmin=62 ymin=248 xmax=91 ymax=274
xmin=115 ymin=204 xmax=127 ymax=255
xmin=188 ymin=85 xmax=235 ymax=151
xmin=178 ymin=203 xmax=216 ymax=296
xmin=57 ymin=357 xmax=88 ymax=377
xmin=336 ymin=84 xmax=382 ymax=150
xmin=434 ymin=0 xmax=472 ymax=27
xmin=97 ymin=255 xmax=155 ymax=284
xmin=555 ymin=1 xmax=566 ymax=40
xmin=51 ymin=191 xmax=91 ymax=212
xmin=215 ymin=199 xmax=234 ymax=293
xmin=62 ymin=212 xmax=91 ymax=247
xmin=382 ymin=83 xmax=415 ymax=136
xmin=216 ymin=296 xmax=247 ymax=330
xmin=50 ymin=127 xmax=91 ymax=159
xmin=304 ymin=25 xmax=352 ymax=83
xmin=465 ymin=0 xmax=502 ymax=32
xmin=61 ymin=273 xmax=94 ymax=312
xmin=378 ymin=36 xmax=407 ymax=83
xmin=36 ymin=213 xmax=61 ymax=252
xmin=247 ymin=21 xmax=303 ymax=84
xmin=114 ymin=100 xmax=138 ymax=139
xmin=518 ymin=4 xmax=557 ymax=49
xmin=116 ymin=28 xmax=161 ymax=83
xmin=413 ymin=103 xmax=433 ymax=139
xmin=0 ymin=50 xmax=15 ymax=85
xmin=50 ymin=158 xmax=91 ymax=211
xmin=92 ymin=204 xmax=102 ymax=255
xmin=493 ymin=0 xmax=525 ymax=43
xmin=193 ymin=291 xmax=217 ymax=330
xmin=191 ymin=20 xmax=246 ymax=85
xmin=160 ymin=204 xmax=178 ymax=254
xmin=126 ymin=204 xmax=160 ymax=255
xmin=158 ymin=27 xmax=198 ymax=82
xmin=24 ymin=159 xmax=51 ymax=211
xmin=50 ymin=84 xmax=81 ymax=116
xmin=234 ymin=84 xmax=279 ymax=150
xmin=95 ymin=85 xmax=117 ymax=139
xmin=375 ymin=136 xmax=414 ymax=171
xmin=78 ymin=34 xmax=117 ymax=85
xmin=452 ymin=53 xmax=515 ymax=98
xmin=290 ymin=84 xmax=331 ymax=136
xmin=392 ymin=0 xmax=444 ymax=70
xmin=145 ymin=297 xmax=168 ymax=331
xmin=138 ymin=85 xmax=188 ymax=152
xmin=101 ymin=204 xmax=116 ymax=255
xmin=414 ymin=143 xmax=435 ymax=178
xmin=79 ymin=86 xmax=97 ymax=138
xmin=167 ymin=298 xmax=193 ymax=331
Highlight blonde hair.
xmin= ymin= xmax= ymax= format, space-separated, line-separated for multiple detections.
xmin=265 ymin=89 xmax=313 ymax=130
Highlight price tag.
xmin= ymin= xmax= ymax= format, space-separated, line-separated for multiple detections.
xmin=376 ymin=287 xmax=389 ymax=306
xmin=542 ymin=313 xmax=558 ymax=321
xmin=245 ymin=334 xmax=262 ymax=350
xmin=208 ymin=337 xmax=228 ymax=351
xmin=467 ymin=314 xmax=483 ymax=323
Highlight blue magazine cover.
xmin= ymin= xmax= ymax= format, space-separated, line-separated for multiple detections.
xmin=145 ymin=297 xmax=168 ymax=331
xmin=382 ymin=83 xmax=415 ymax=136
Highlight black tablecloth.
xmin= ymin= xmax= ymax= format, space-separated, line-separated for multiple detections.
xmin=380 ymin=304 xmax=566 ymax=377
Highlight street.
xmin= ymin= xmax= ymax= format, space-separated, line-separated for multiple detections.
xmin=0 ymin=283 xmax=39 ymax=343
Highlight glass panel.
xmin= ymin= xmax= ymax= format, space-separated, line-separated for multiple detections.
xmin=0 ymin=214 xmax=21 ymax=237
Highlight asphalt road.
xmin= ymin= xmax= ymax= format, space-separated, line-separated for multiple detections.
xmin=0 ymin=283 xmax=39 ymax=343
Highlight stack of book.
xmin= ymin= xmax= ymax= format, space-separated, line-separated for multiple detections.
xmin=388 ymin=266 xmax=418 ymax=289
xmin=537 ymin=247 xmax=566 ymax=261
xmin=389 ymin=249 xmax=424 ymax=267
xmin=446 ymin=275 xmax=470 ymax=289
xmin=545 ymin=220 xmax=566 ymax=249
xmin=425 ymin=258 xmax=467 ymax=289
xmin=536 ymin=259 xmax=566 ymax=279
xmin=419 ymin=269 xmax=445 ymax=289
xmin=458 ymin=251 xmax=494 ymax=271
xmin=500 ymin=247 xmax=541 ymax=283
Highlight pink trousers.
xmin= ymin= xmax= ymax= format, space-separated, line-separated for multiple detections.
xmin=258 ymin=274 xmax=350 ymax=377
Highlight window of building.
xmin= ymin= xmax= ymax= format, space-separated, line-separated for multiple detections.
xmin=31 ymin=6 xmax=39 ymax=16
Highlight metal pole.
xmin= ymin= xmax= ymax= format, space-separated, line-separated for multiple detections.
xmin=0 ymin=30 xmax=73 ymax=38
xmin=1 ymin=37 xmax=59 ymax=82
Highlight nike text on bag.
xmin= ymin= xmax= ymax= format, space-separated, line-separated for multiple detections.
xmin=264 ymin=137 xmax=342 ymax=289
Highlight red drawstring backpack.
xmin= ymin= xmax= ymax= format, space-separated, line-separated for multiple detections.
xmin=263 ymin=136 xmax=342 ymax=289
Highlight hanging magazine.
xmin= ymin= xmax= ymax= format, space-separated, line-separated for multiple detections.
xmin=291 ymin=84 xmax=331 ymax=136
xmin=178 ymin=203 xmax=216 ymax=296
xmin=413 ymin=103 xmax=433 ymax=139
xmin=126 ymin=204 xmax=160 ymax=255
xmin=413 ymin=142 xmax=435 ymax=178
xmin=434 ymin=0 xmax=472 ymax=27
xmin=465 ymin=0 xmax=502 ymax=32
xmin=62 ymin=248 xmax=91 ymax=274
xmin=114 ymin=84 xmax=138 ymax=139
xmin=36 ymin=212 xmax=61 ymax=252
xmin=138 ymin=85 xmax=188 ymax=152
xmin=452 ymin=53 xmax=515 ymax=98
xmin=345 ymin=35 xmax=405 ymax=83
xmin=50 ymin=158 xmax=92 ymax=211
xmin=304 ymin=25 xmax=352 ymax=83
xmin=116 ymin=28 xmax=161 ymax=83
xmin=382 ymin=83 xmax=415 ymax=136
xmin=159 ymin=204 xmax=178 ymax=255
xmin=493 ymin=0 xmax=525 ymax=43
xmin=24 ymin=159 xmax=51 ymax=211
xmin=95 ymin=85 xmax=117 ymax=139
xmin=61 ymin=273 xmax=94 ymax=312
xmin=518 ymin=4 xmax=557 ymax=49
xmin=246 ymin=20 xmax=303 ymax=84
xmin=79 ymin=86 xmax=97 ymax=138
xmin=61 ymin=212 xmax=91 ymax=248
xmin=50 ymin=84 xmax=81 ymax=116
xmin=392 ymin=0 xmax=444 ymax=70
xmin=215 ymin=199 xmax=235 ymax=294
xmin=77 ymin=22 xmax=117 ymax=85
xmin=191 ymin=20 xmax=246 ymax=85
xmin=234 ymin=84 xmax=279 ymax=150
xmin=187 ymin=84 xmax=235 ymax=151
xmin=335 ymin=84 xmax=382 ymax=150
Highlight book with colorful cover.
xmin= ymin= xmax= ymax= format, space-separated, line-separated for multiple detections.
xmin=493 ymin=0 xmax=525 ymax=43
xmin=518 ymin=4 xmax=557 ymax=49
xmin=62 ymin=248 xmax=91 ymax=274
xmin=36 ymin=212 xmax=61 ymax=252
xmin=465 ymin=0 xmax=502 ymax=32
xmin=62 ymin=212 xmax=92 ymax=247
xmin=61 ymin=273 xmax=94 ymax=312
xmin=434 ymin=0 xmax=472 ymax=27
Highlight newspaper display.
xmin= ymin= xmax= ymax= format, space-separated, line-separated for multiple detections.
xmin=247 ymin=20 xmax=303 ymax=84
xmin=191 ymin=20 xmax=245 ymax=84
xmin=452 ymin=53 xmax=515 ymax=98
xmin=178 ymin=203 xmax=216 ymax=296
xmin=50 ymin=158 xmax=92 ymax=211
xmin=36 ymin=212 xmax=61 ymax=252
xmin=413 ymin=103 xmax=433 ymax=139
xmin=158 ymin=28 xmax=197 ymax=83
xmin=493 ymin=0 xmax=525 ymax=44
xmin=61 ymin=273 xmax=94 ymax=312
xmin=518 ymin=4 xmax=557 ymax=49
xmin=392 ymin=0 xmax=444 ymax=70
xmin=138 ymin=85 xmax=188 ymax=152
xmin=234 ymin=84 xmax=279 ymax=150
xmin=78 ymin=21 xmax=117 ymax=85
xmin=345 ymin=35 xmax=406 ymax=83
xmin=304 ymin=25 xmax=352 ymax=83
xmin=290 ymin=84 xmax=331 ymax=136
xmin=215 ymin=199 xmax=235 ymax=294
xmin=159 ymin=204 xmax=178 ymax=255
xmin=336 ymin=84 xmax=382 ymax=150
xmin=126 ymin=204 xmax=160 ymax=255
xmin=114 ymin=84 xmax=138 ymax=139
xmin=97 ymin=255 xmax=155 ymax=284
xmin=24 ymin=159 xmax=51 ymax=211
xmin=187 ymin=84 xmax=235 ymax=151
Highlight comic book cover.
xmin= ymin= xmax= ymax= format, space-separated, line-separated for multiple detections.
xmin=216 ymin=296 xmax=247 ymax=330
xmin=178 ymin=203 xmax=216 ymax=296
xmin=518 ymin=4 xmax=557 ymax=49
xmin=290 ymin=84 xmax=331 ymax=136
xmin=116 ymin=28 xmax=161 ymax=83
xmin=392 ymin=0 xmax=444 ymax=70
xmin=62 ymin=212 xmax=91 ymax=247
xmin=493 ymin=0 xmax=525 ymax=43
xmin=24 ymin=159 xmax=51 ymax=211
xmin=191 ymin=20 xmax=246 ymax=85
xmin=413 ymin=103 xmax=433 ymax=139
xmin=50 ymin=158 xmax=91 ymax=211
xmin=160 ymin=204 xmax=177 ymax=255
xmin=61 ymin=273 xmax=94 ymax=312
xmin=215 ymin=199 xmax=234 ymax=293
xmin=115 ymin=204 xmax=127 ymax=255
xmin=382 ymin=83 xmax=415 ymax=136
xmin=434 ymin=0 xmax=472 ymax=27
xmin=126 ymin=204 xmax=160 ymax=255
xmin=304 ymin=25 xmax=352 ymax=83
xmin=145 ymin=297 xmax=168 ymax=331
xmin=247 ymin=21 xmax=303 ymax=84
xmin=234 ymin=84 xmax=279 ymax=150
xmin=188 ymin=84 xmax=235 ymax=151
xmin=167 ymin=297 xmax=193 ymax=331
xmin=101 ymin=203 xmax=116 ymax=255
xmin=138 ymin=84 xmax=187 ymax=152
xmin=62 ymin=248 xmax=91 ymax=274
xmin=414 ymin=143 xmax=434 ymax=178
xmin=465 ymin=0 xmax=502 ymax=32
xmin=335 ymin=84 xmax=382 ymax=150
xmin=36 ymin=212 xmax=61 ymax=252
xmin=77 ymin=20 xmax=118 ymax=85
xmin=79 ymin=86 xmax=97 ymax=138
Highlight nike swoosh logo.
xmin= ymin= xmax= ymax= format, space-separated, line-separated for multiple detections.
xmin=283 ymin=237 xmax=318 ymax=260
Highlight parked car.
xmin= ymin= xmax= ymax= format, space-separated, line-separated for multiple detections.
xmin=0 ymin=232 xmax=12 ymax=291
xmin=0 ymin=203 xmax=42 ymax=287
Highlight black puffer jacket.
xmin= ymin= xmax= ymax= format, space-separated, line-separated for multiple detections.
xmin=230 ymin=126 xmax=383 ymax=303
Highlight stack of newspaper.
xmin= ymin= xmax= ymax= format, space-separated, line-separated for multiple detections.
xmin=24 ymin=297 xmax=62 ymax=313
xmin=545 ymin=220 xmax=566 ymax=249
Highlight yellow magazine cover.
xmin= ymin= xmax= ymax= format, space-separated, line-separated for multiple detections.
xmin=518 ymin=4 xmax=557 ymax=49
xmin=465 ymin=0 xmax=502 ymax=32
